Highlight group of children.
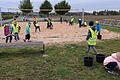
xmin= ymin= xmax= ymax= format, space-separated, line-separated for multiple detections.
xmin=4 ymin=19 xmax=21 ymax=43
xmin=4 ymin=19 xmax=31 ymax=43
xmin=86 ymin=21 xmax=120 ymax=75
xmin=3 ymin=17 xmax=120 ymax=75
xmin=3 ymin=17 xmax=54 ymax=43
xmin=33 ymin=17 xmax=53 ymax=31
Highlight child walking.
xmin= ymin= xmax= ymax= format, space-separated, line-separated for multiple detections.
xmin=23 ymin=21 xmax=31 ymax=42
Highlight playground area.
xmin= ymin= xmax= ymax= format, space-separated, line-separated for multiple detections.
xmin=0 ymin=22 xmax=120 ymax=45
xmin=0 ymin=21 xmax=120 ymax=80
xmin=0 ymin=22 xmax=119 ymax=44
xmin=0 ymin=0 xmax=120 ymax=79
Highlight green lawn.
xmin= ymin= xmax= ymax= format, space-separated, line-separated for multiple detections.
xmin=0 ymin=39 xmax=120 ymax=80
xmin=102 ymin=26 xmax=120 ymax=33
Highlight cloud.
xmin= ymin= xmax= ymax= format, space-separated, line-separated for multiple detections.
xmin=0 ymin=0 xmax=119 ymax=12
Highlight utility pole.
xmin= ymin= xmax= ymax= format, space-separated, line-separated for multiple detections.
xmin=82 ymin=8 xmax=84 ymax=24
xmin=0 ymin=7 xmax=2 ymax=27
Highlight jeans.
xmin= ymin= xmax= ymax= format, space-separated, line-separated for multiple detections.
xmin=86 ymin=45 xmax=97 ymax=54
xmin=14 ymin=33 xmax=19 ymax=41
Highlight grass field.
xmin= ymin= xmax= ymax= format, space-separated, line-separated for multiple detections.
xmin=102 ymin=26 xmax=120 ymax=33
xmin=0 ymin=39 xmax=120 ymax=80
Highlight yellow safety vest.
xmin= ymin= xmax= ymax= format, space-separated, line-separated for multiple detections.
xmin=12 ymin=24 xmax=19 ymax=33
xmin=84 ymin=22 xmax=87 ymax=26
xmin=47 ymin=20 xmax=51 ymax=24
xmin=35 ymin=23 xmax=39 ymax=26
xmin=88 ymin=28 xmax=97 ymax=45
xmin=71 ymin=18 xmax=74 ymax=22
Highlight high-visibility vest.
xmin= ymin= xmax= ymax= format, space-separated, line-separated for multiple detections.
xmin=47 ymin=20 xmax=51 ymax=24
xmin=88 ymin=28 xmax=97 ymax=45
xmin=12 ymin=24 xmax=19 ymax=33
xmin=36 ymin=23 xmax=39 ymax=27
xmin=84 ymin=22 xmax=87 ymax=26
xmin=71 ymin=18 xmax=74 ymax=22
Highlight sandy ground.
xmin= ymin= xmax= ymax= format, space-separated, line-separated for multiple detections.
xmin=0 ymin=22 xmax=120 ymax=45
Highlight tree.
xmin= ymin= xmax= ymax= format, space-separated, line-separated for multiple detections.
xmin=39 ymin=0 xmax=53 ymax=15
xmin=19 ymin=0 xmax=33 ymax=13
xmin=54 ymin=0 xmax=71 ymax=15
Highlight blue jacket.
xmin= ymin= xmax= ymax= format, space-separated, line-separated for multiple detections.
xmin=96 ymin=23 xmax=101 ymax=32
xmin=9 ymin=24 xmax=13 ymax=33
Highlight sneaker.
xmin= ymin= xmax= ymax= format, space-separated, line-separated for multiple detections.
xmin=105 ymin=67 xmax=109 ymax=70
xmin=107 ymin=71 xmax=119 ymax=76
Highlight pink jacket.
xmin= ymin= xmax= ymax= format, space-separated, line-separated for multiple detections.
xmin=104 ymin=53 xmax=120 ymax=70
xmin=4 ymin=25 xmax=10 ymax=36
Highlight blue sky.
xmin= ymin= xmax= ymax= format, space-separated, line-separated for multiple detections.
xmin=0 ymin=0 xmax=120 ymax=12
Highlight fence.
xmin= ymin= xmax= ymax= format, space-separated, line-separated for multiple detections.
xmin=0 ymin=7 xmax=85 ymax=26
xmin=100 ymin=19 xmax=120 ymax=27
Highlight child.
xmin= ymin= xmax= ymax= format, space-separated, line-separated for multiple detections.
xmin=35 ymin=22 xmax=40 ymax=32
xmin=47 ymin=18 xmax=53 ymax=29
xmin=86 ymin=21 xmax=97 ymax=55
xmin=4 ymin=24 xmax=12 ymax=43
xmin=84 ymin=22 xmax=87 ymax=27
xmin=104 ymin=52 xmax=120 ymax=75
xmin=12 ymin=21 xmax=20 ymax=41
xmin=60 ymin=17 xmax=63 ymax=24
xmin=23 ymin=22 xmax=31 ymax=42
xmin=96 ymin=21 xmax=101 ymax=35
xmin=78 ymin=19 xmax=82 ymax=28
xmin=33 ymin=20 xmax=40 ymax=32
xmin=69 ymin=17 xmax=75 ymax=26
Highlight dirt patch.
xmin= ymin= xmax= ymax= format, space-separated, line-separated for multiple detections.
xmin=0 ymin=22 xmax=120 ymax=45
